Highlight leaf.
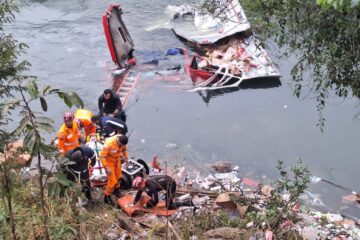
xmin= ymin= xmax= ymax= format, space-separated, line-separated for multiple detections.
xmin=13 ymin=116 xmax=30 ymax=135
xmin=27 ymin=79 xmax=39 ymax=99
xmin=39 ymin=142 xmax=53 ymax=156
xmin=42 ymin=85 xmax=52 ymax=95
xmin=63 ymin=94 xmax=73 ymax=108
xmin=31 ymin=137 xmax=41 ymax=156
xmin=35 ymin=122 xmax=54 ymax=133
xmin=49 ymin=88 xmax=61 ymax=94
xmin=23 ymin=131 xmax=36 ymax=150
xmin=57 ymin=92 xmax=65 ymax=99
xmin=48 ymin=182 xmax=57 ymax=197
xmin=68 ymin=92 xmax=84 ymax=108
xmin=0 ymin=104 xmax=10 ymax=119
xmin=57 ymin=172 xmax=73 ymax=187
xmin=35 ymin=116 xmax=54 ymax=125
xmin=40 ymin=97 xmax=47 ymax=112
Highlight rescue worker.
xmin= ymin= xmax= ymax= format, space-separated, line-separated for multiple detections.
xmin=100 ymin=134 xmax=129 ymax=205
xmin=64 ymin=145 xmax=96 ymax=200
xmin=57 ymin=112 xmax=83 ymax=156
xmin=98 ymin=89 xmax=126 ymax=122
xmin=91 ymin=114 xmax=128 ymax=137
xmin=132 ymin=175 xmax=177 ymax=210
xmin=74 ymin=109 xmax=97 ymax=139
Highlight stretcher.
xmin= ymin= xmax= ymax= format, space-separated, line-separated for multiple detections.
xmin=117 ymin=193 xmax=177 ymax=217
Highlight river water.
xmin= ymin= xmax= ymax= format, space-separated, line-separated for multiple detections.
xmin=7 ymin=0 xmax=360 ymax=217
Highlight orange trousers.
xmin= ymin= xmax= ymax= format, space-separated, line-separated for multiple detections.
xmin=102 ymin=158 xmax=122 ymax=196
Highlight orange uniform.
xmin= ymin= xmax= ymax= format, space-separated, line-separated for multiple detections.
xmin=75 ymin=109 xmax=96 ymax=137
xmin=57 ymin=121 xmax=82 ymax=156
xmin=100 ymin=135 xmax=129 ymax=196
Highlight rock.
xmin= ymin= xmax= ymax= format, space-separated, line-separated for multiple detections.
xmin=237 ymin=205 xmax=248 ymax=218
xmin=211 ymin=161 xmax=232 ymax=173
xmin=249 ymin=231 xmax=265 ymax=240
xmin=0 ymin=140 xmax=31 ymax=166
xmin=246 ymin=222 xmax=254 ymax=228
xmin=327 ymin=213 xmax=343 ymax=223
xmin=302 ymin=226 xmax=320 ymax=240
xmin=204 ymin=227 xmax=244 ymax=239
xmin=192 ymin=195 xmax=210 ymax=207
xmin=215 ymin=193 xmax=237 ymax=209
xmin=261 ymin=185 xmax=275 ymax=198
xmin=104 ymin=228 xmax=119 ymax=240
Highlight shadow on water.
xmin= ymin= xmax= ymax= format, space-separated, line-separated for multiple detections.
xmin=197 ymin=77 xmax=281 ymax=104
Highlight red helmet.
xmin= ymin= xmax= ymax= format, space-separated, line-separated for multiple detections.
xmin=63 ymin=112 xmax=74 ymax=122
xmin=132 ymin=176 xmax=144 ymax=188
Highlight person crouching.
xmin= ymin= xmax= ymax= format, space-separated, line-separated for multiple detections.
xmin=132 ymin=175 xmax=177 ymax=210
xmin=64 ymin=145 xmax=96 ymax=200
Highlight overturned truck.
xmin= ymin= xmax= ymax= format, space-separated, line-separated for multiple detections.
xmin=169 ymin=0 xmax=281 ymax=90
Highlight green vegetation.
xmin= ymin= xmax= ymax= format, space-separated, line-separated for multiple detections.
xmin=1 ymin=1 xmax=83 ymax=239
xmin=241 ymin=0 xmax=360 ymax=130
xmin=177 ymin=159 xmax=310 ymax=239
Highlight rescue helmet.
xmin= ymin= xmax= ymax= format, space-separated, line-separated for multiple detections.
xmin=64 ymin=112 xmax=74 ymax=122
xmin=132 ymin=176 xmax=144 ymax=188
xmin=117 ymin=135 xmax=128 ymax=146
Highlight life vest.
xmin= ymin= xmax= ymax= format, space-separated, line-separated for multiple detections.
xmin=57 ymin=121 xmax=82 ymax=155
xmin=75 ymin=109 xmax=96 ymax=136
xmin=100 ymin=135 xmax=128 ymax=166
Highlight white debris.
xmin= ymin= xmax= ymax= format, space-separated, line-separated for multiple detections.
xmin=165 ymin=142 xmax=178 ymax=148
xmin=326 ymin=213 xmax=343 ymax=222
xmin=246 ymin=222 xmax=254 ymax=228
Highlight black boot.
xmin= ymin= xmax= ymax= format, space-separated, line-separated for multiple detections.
xmin=113 ymin=188 xmax=123 ymax=198
xmin=84 ymin=188 xmax=92 ymax=201
xmin=103 ymin=195 xmax=115 ymax=206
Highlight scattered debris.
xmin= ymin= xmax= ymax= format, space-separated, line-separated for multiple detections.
xmin=211 ymin=161 xmax=232 ymax=173
xmin=170 ymin=0 xmax=250 ymax=45
xmin=204 ymin=227 xmax=245 ymax=239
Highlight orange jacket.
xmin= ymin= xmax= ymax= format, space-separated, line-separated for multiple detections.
xmin=100 ymin=135 xmax=129 ymax=168
xmin=57 ymin=121 xmax=82 ymax=155
xmin=75 ymin=109 xmax=96 ymax=137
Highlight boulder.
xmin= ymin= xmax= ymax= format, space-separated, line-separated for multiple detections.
xmin=261 ymin=185 xmax=275 ymax=198
xmin=0 ymin=140 xmax=31 ymax=166
xmin=215 ymin=193 xmax=237 ymax=210
xmin=204 ymin=227 xmax=244 ymax=239
xmin=237 ymin=205 xmax=248 ymax=218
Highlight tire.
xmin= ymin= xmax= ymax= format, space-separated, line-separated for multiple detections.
xmin=136 ymin=159 xmax=150 ymax=175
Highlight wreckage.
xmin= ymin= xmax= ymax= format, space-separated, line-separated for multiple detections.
xmin=170 ymin=0 xmax=251 ymax=45
xmin=169 ymin=0 xmax=281 ymax=90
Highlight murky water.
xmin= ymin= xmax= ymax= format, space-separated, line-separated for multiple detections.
xmin=7 ymin=0 xmax=360 ymax=217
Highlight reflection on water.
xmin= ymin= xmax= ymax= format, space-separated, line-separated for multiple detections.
xmin=196 ymin=78 xmax=281 ymax=105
